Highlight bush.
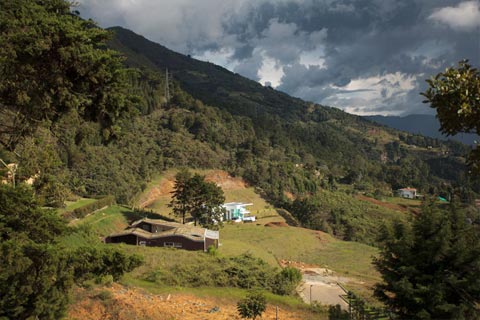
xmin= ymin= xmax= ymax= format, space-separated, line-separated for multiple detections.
xmin=71 ymin=247 xmax=144 ymax=284
xmin=145 ymin=253 xmax=276 ymax=290
xmin=272 ymin=267 xmax=302 ymax=295
xmin=237 ymin=291 xmax=267 ymax=320
xmin=207 ymin=245 xmax=218 ymax=256
xmin=328 ymin=304 xmax=349 ymax=320
xmin=95 ymin=290 xmax=113 ymax=301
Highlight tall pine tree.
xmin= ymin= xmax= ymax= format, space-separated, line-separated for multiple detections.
xmin=374 ymin=200 xmax=480 ymax=319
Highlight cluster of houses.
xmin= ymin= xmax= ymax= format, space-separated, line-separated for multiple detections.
xmin=106 ymin=202 xmax=255 ymax=251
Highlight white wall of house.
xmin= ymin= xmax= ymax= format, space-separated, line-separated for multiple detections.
xmin=398 ymin=189 xmax=416 ymax=199
xmin=222 ymin=202 xmax=253 ymax=221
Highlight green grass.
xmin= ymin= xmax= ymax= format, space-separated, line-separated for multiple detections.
xmin=61 ymin=205 xmax=146 ymax=248
xmin=68 ymin=204 xmax=378 ymax=283
xmin=58 ymin=198 xmax=98 ymax=214
xmin=69 ymin=205 xmax=136 ymax=235
xmin=220 ymin=223 xmax=378 ymax=282
xmin=385 ymin=196 xmax=422 ymax=207
xmin=66 ymin=200 xmax=379 ymax=304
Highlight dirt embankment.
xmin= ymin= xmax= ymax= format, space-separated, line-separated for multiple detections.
xmin=137 ymin=170 xmax=247 ymax=209
xmin=356 ymin=195 xmax=420 ymax=214
xmin=68 ymin=284 xmax=309 ymax=320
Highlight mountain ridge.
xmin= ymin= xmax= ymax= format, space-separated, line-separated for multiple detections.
xmin=365 ymin=114 xmax=478 ymax=146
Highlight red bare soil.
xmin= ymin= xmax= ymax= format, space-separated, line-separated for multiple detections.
xmin=68 ymin=284 xmax=309 ymax=320
xmin=356 ymin=195 xmax=420 ymax=215
xmin=264 ymin=221 xmax=289 ymax=228
xmin=204 ymin=170 xmax=247 ymax=190
xmin=356 ymin=195 xmax=406 ymax=212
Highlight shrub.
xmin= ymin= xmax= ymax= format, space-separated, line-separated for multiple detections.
xmin=237 ymin=291 xmax=267 ymax=320
xmin=145 ymin=253 xmax=276 ymax=290
xmin=207 ymin=245 xmax=218 ymax=256
xmin=272 ymin=267 xmax=302 ymax=295
xmin=71 ymin=247 xmax=144 ymax=284
xmin=95 ymin=290 xmax=113 ymax=301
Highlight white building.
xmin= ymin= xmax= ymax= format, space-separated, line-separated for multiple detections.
xmin=222 ymin=202 xmax=254 ymax=222
xmin=397 ymin=188 xmax=417 ymax=199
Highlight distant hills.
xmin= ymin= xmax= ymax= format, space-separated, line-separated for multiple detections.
xmin=365 ymin=114 xmax=478 ymax=146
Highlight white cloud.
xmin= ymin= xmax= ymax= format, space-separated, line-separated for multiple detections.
xmin=77 ymin=0 xmax=478 ymax=116
xmin=258 ymin=53 xmax=285 ymax=87
xmin=322 ymin=72 xmax=419 ymax=115
xmin=429 ymin=1 xmax=480 ymax=31
xmin=78 ymin=0 xmax=250 ymax=53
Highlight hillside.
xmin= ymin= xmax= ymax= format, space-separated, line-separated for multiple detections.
xmin=0 ymin=24 xmax=474 ymax=248
xmin=62 ymin=200 xmax=379 ymax=319
xmin=108 ymin=26 xmax=475 ymax=197
xmin=134 ymin=169 xmax=283 ymax=220
xmin=366 ymin=114 xmax=478 ymax=145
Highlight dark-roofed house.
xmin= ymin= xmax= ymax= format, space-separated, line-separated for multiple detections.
xmin=105 ymin=218 xmax=219 ymax=251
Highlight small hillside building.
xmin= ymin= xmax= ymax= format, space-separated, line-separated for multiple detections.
xmin=397 ymin=188 xmax=417 ymax=199
xmin=222 ymin=202 xmax=254 ymax=222
xmin=105 ymin=218 xmax=219 ymax=251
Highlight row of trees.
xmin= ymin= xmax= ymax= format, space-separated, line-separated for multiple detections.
xmin=169 ymin=169 xmax=225 ymax=228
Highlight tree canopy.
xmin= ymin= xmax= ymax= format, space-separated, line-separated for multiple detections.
xmin=422 ymin=60 xmax=480 ymax=173
xmin=374 ymin=200 xmax=480 ymax=319
xmin=237 ymin=291 xmax=267 ymax=320
xmin=169 ymin=170 xmax=225 ymax=228
xmin=0 ymin=0 xmax=136 ymax=150
xmin=0 ymin=184 xmax=142 ymax=319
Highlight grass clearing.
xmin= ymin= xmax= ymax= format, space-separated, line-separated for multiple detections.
xmin=220 ymin=222 xmax=379 ymax=283
xmin=58 ymin=198 xmax=98 ymax=214
xmin=68 ymin=205 xmax=379 ymax=284
xmin=66 ymin=200 xmax=379 ymax=304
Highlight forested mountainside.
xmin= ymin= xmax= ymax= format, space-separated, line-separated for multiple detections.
xmin=108 ymin=27 xmax=478 ymax=193
xmin=366 ymin=114 xmax=478 ymax=146
xmin=1 ymin=25 xmax=478 ymax=242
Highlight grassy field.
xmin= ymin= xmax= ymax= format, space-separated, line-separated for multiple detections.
xmin=60 ymin=192 xmax=381 ymax=314
xmin=67 ymin=204 xmax=378 ymax=287
xmin=220 ymin=223 xmax=378 ymax=281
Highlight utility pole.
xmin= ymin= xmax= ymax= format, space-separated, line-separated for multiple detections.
xmin=165 ymin=68 xmax=174 ymax=106
xmin=165 ymin=68 xmax=170 ymax=104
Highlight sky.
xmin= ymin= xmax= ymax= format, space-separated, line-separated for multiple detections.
xmin=78 ymin=0 xmax=479 ymax=116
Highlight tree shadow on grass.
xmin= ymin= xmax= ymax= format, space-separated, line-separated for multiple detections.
xmin=118 ymin=205 xmax=176 ymax=225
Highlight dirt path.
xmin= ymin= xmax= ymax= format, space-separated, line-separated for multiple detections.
xmin=298 ymin=268 xmax=349 ymax=309
xmin=281 ymin=261 xmax=352 ymax=310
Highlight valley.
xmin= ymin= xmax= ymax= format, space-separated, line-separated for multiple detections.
xmin=1 ymin=2 xmax=479 ymax=319
xmin=61 ymin=170 xmax=419 ymax=318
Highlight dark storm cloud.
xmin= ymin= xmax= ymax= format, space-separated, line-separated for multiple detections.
xmin=78 ymin=0 xmax=480 ymax=115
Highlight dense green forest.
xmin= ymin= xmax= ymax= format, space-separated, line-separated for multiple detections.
xmin=1 ymin=21 xmax=479 ymax=245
